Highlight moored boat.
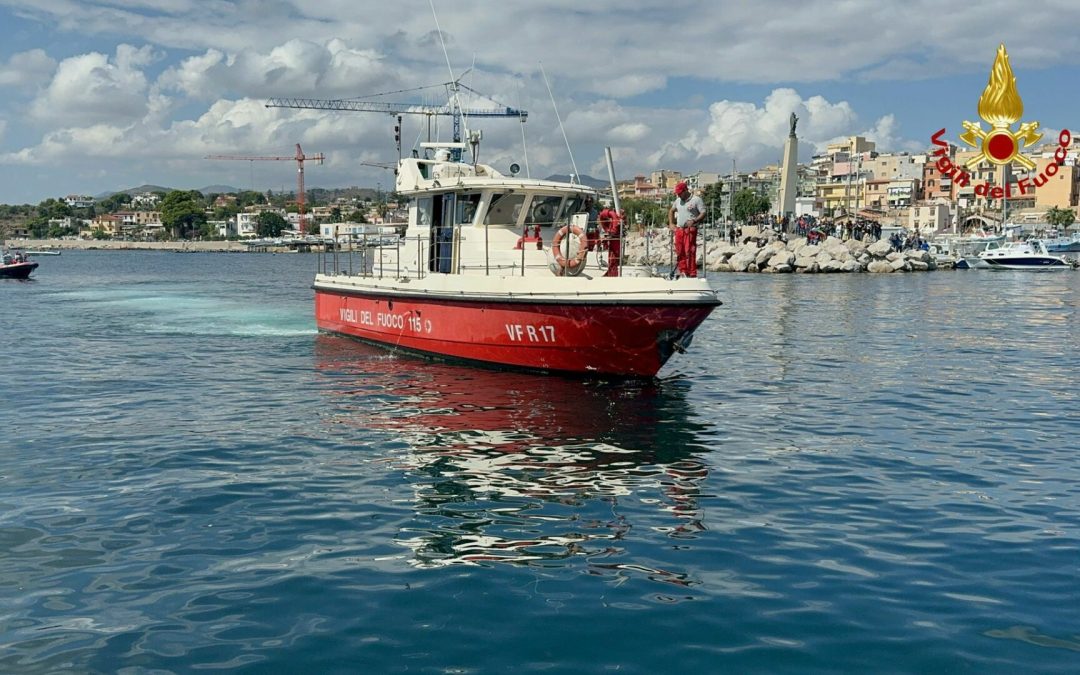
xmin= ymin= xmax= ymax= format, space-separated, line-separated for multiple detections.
xmin=977 ymin=239 xmax=1073 ymax=270
xmin=1039 ymin=232 xmax=1080 ymax=253
xmin=313 ymin=144 xmax=720 ymax=377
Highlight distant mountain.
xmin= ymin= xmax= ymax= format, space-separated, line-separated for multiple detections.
xmin=95 ymin=184 xmax=244 ymax=199
xmin=543 ymin=174 xmax=610 ymax=190
xmin=94 ymin=184 xmax=174 ymax=199
xmin=198 ymin=185 xmax=240 ymax=195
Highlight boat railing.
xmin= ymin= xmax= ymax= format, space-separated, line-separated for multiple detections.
xmin=317 ymin=219 xmax=624 ymax=281
xmin=317 ymin=220 xmax=716 ymax=281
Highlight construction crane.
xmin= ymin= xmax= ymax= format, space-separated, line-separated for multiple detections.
xmin=266 ymin=82 xmax=527 ymax=161
xmin=206 ymin=144 xmax=325 ymax=234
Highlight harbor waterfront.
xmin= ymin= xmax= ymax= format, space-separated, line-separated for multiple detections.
xmin=16 ymin=231 xmax=1078 ymax=274
xmin=3 ymin=250 xmax=1080 ymax=672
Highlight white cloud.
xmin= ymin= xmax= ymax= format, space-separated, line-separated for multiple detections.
xmin=29 ymin=45 xmax=160 ymax=126
xmin=0 ymin=49 xmax=57 ymax=89
xmin=859 ymin=114 xmax=922 ymax=154
xmin=157 ymin=39 xmax=401 ymax=101
xmin=692 ymin=88 xmax=858 ymax=161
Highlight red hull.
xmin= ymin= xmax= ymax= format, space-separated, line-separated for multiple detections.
xmin=315 ymin=289 xmax=717 ymax=377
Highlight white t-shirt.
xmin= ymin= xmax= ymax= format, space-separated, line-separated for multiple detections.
xmin=673 ymin=194 xmax=705 ymax=228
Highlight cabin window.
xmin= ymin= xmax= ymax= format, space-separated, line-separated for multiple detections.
xmin=457 ymin=193 xmax=481 ymax=225
xmin=557 ymin=195 xmax=588 ymax=225
xmin=484 ymin=193 xmax=525 ymax=227
xmin=526 ymin=195 xmax=564 ymax=228
xmin=416 ymin=197 xmax=433 ymax=228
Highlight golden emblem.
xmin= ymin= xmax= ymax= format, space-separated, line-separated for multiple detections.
xmin=959 ymin=44 xmax=1042 ymax=170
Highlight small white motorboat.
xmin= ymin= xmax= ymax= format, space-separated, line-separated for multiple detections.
xmin=978 ymin=239 xmax=1073 ymax=270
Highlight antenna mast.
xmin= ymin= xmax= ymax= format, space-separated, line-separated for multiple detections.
xmin=540 ymin=61 xmax=580 ymax=184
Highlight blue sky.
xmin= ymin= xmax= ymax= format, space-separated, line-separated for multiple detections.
xmin=1 ymin=0 xmax=1079 ymax=204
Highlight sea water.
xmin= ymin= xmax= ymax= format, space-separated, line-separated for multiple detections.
xmin=1 ymin=251 xmax=1078 ymax=673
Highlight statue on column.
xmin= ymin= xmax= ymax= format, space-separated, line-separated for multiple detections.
xmin=789 ymin=112 xmax=798 ymax=137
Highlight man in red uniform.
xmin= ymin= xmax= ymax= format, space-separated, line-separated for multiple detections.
xmin=668 ymin=182 xmax=705 ymax=278
xmin=598 ymin=205 xmax=622 ymax=276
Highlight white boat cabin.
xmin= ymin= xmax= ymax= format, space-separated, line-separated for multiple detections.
xmin=381 ymin=147 xmax=605 ymax=279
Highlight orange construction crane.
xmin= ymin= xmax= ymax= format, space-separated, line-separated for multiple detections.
xmin=206 ymin=144 xmax=325 ymax=234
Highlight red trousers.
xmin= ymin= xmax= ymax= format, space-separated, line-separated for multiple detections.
xmin=674 ymin=226 xmax=698 ymax=277
xmin=604 ymin=239 xmax=621 ymax=276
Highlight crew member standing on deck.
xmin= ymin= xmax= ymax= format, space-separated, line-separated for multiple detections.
xmin=668 ymin=182 xmax=705 ymax=278
xmin=599 ymin=204 xmax=622 ymax=277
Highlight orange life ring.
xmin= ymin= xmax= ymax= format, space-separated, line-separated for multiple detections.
xmin=551 ymin=224 xmax=588 ymax=270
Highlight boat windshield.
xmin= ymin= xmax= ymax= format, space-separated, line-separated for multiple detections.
xmin=484 ymin=193 xmax=526 ymax=227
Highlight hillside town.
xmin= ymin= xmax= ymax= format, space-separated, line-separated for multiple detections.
xmin=619 ymin=133 xmax=1079 ymax=235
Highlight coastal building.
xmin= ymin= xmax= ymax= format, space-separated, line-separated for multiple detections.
xmin=650 ymin=170 xmax=682 ymax=192
xmin=64 ymin=195 xmax=95 ymax=208
xmin=886 ymin=178 xmax=918 ymax=208
xmin=909 ymin=199 xmax=952 ymax=233
xmin=131 ymin=192 xmax=161 ymax=208
xmin=1031 ymin=157 xmax=1080 ymax=213
xmin=114 ymin=211 xmax=163 ymax=228
xmin=685 ymin=171 xmax=723 ymax=191
xmin=825 ymin=136 xmax=876 ymax=157
xmin=922 ymin=144 xmax=955 ymax=202
xmin=89 ymin=214 xmax=123 ymax=236
xmin=236 ymin=206 xmax=288 ymax=238
xmin=617 ymin=175 xmax=663 ymax=202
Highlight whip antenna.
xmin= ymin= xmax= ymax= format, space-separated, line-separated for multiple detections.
xmin=430 ymin=0 xmax=467 ymax=156
xmin=539 ymin=61 xmax=579 ymax=184
xmin=516 ymin=80 xmax=531 ymax=177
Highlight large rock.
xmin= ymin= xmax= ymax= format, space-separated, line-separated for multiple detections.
xmin=867 ymin=260 xmax=894 ymax=273
xmin=823 ymin=239 xmax=850 ymax=260
xmin=868 ymin=240 xmax=893 ymax=257
xmin=768 ymin=250 xmax=795 ymax=268
xmin=889 ymin=257 xmax=910 ymax=271
xmin=845 ymin=238 xmax=870 ymax=256
xmin=728 ymin=250 xmax=758 ymax=272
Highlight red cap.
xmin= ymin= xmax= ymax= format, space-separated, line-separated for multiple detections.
xmin=674 ymin=181 xmax=688 ymax=194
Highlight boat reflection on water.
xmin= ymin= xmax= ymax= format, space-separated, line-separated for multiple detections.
xmin=314 ymin=336 xmax=713 ymax=579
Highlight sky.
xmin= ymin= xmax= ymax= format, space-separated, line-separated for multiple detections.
xmin=1 ymin=0 xmax=1080 ymax=205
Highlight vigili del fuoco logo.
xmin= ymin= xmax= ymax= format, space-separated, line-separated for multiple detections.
xmin=930 ymin=43 xmax=1071 ymax=200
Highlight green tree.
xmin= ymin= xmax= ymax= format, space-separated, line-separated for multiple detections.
xmin=700 ymin=182 xmax=726 ymax=220
xmin=731 ymin=189 xmax=771 ymax=224
xmin=214 ymin=203 xmax=240 ymax=221
xmin=619 ymin=198 xmax=667 ymax=232
xmin=161 ymin=190 xmax=207 ymax=240
xmin=1045 ymin=206 xmax=1075 ymax=230
xmin=255 ymin=211 xmax=289 ymax=237
xmin=99 ymin=192 xmax=131 ymax=212
xmin=37 ymin=198 xmax=73 ymax=220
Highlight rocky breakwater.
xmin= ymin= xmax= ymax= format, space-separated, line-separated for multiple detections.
xmin=625 ymin=233 xmax=940 ymax=274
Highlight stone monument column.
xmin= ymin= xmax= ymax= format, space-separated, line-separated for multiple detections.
xmin=778 ymin=113 xmax=799 ymax=221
